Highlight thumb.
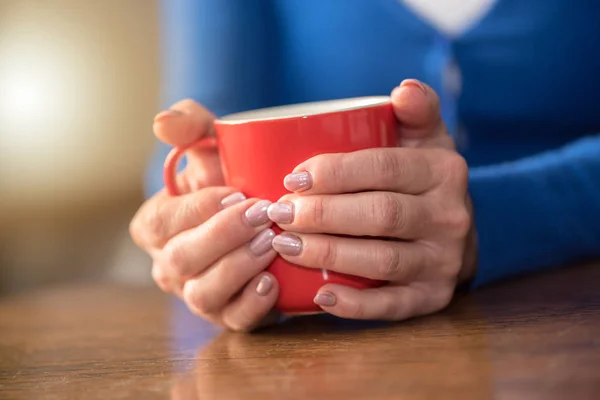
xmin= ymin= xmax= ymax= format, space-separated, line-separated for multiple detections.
xmin=154 ymin=99 xmax=223 ymax=192
xmin=153 ymin=99 xmax=216 ymax=147
xmin=391 ymin=79 xmax=454 ymax=150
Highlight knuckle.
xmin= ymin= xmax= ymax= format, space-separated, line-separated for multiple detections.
xmin=183 ymin=284 xmax=215 ymax=315
xmin=446 ymin=208 xmax=472 ymax=238
xmin=309 ymin=196 xmax=327 ymax=227
xmin=454 ymin=209 xmax=472 ymax=236
xmin=373 ymin=193 xmax=406 ymax=236
xmin=376 ymin=247 xmax=402 ymax=280
xmin=346 ymin=299 xmax=367 ymax=320
xmin=151 ymin=265 xmax=171 ymax=292
xmin=444 ymin=259 xmax=463 ymax=279
xmin=434 ymin=286 xmax=455 ymax=310
xmin=228 ymin=320 xmax=252 ymax=333
xmin=162 ymin=241 xmax=188 ymax=277
xmin=129 ymin=214 xmax=143 ymax=247
xmin=374 ymin=150 xmax=403 ymax=181
xmin=180 ymin=193 xmax=210 ymax=223
xmin=442 ymin=152 xmax=469 ymax=185
xmin=144 ymin=202 xmax=167 ymax=244
xmin=305 ymin=153 xmax=345 ymax=186
xmin=225 ymin=314 xmax=255 ymax=333
xmin=431 ymin=202 xmax=471 ymax=239
xmin=315 ymin=239 xmax=338 ymax=269
xmin=383 ymin=297 xmax=403 ymax=321
xmin=326 ymin=153 xmax=346 ymax=183
xmin=130 ymin=198 xmax=167 ymax=248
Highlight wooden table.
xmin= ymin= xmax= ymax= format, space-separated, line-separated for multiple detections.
xmin=1 ymin=262 xmax=599 ymax=400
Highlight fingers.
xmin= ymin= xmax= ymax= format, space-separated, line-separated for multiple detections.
xmin=153 ymin=99 xmax=215 ymax=147
xmin=221 ymin=273 xmax=280 ymax=332
xmin=313 ymin=283 xmax=453 ymax=321
xmin=159 ymin=199 xmax=272 ymax=279
xmin=271 ymin=233 xmax=433 ymax=283
xmin=269 ymin=192 xmax=430 ymax=239
xmin=151 ymin=262 xmax=182 ymax=297
xmin=130 ymin=187 xmax=243 ymax=249
xmin=284 ymin=148 xmax=448 ymax=196
xmin=182 ymin=229 xmax=277 ymax=315
xmin=391 ymin=79 xmax=454 ymax=150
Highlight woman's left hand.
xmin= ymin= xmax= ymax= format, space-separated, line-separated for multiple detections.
xmin=267 ymin=80 xmax=478 ymax=321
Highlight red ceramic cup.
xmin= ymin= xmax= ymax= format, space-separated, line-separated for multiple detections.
xmin=164 ymin=96 xmax=397 ymax=314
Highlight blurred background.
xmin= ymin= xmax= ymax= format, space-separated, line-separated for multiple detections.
xmin=0 ymin=0 xmax=159 ymax=295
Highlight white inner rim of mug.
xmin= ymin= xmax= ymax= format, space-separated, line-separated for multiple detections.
xmin=217 ymin=96 xmax=391 ymax=124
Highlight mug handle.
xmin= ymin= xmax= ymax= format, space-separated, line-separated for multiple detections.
xmin=163 ymin=136 xmax=218 ymax=196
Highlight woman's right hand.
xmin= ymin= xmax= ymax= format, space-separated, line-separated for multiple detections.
xmin=130 ymin=99 xmax=280 ymax=332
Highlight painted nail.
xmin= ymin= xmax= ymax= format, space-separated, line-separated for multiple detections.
xmin=400 ymin=79 xmax=427 ymax=95
xmin=314 ymin=292 xmax=336 ymax=307
xmin=220 ymin=192 xmax=246 ymax=209
xmin=154 ymin=109 xmax=182 ymax=122
xmin=272 ymin=233 xmax=302 ymax=256
xmin=256 ymin=275 xmax=274 ymax=296
xmin=267 ymin=202 xmax=294 ymax=224
xmin=284 ymin=171 xmax=312 ymax=192
xmin=245 ymin=200 xmax=272 ymax=227
xmin=249 ymin=229 xmax=275 ymax=256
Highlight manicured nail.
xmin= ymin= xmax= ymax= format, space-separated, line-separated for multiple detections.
xmin=400 ymin=79 xmax=427 ymax=95
xmin=272 ymin=233 xmax=302 ymax=256
xmin=314 ymin=292 xmax=336 ymax=307
xmin=249 ymin=229 xmax=275 ymax=256
xmin=256 ymin=275 xmax=274 ymax=296
xmin=284 ymin=171 xmax=312 ymax=192
xmin=245 ymin=200 xmax=271 ymax=227
xmin=220 ymin=192 xmax=246 ymax=209
xmin=154 ymin=109 xmax=182 ymax=122
xmin=267 ymin=202 xmax=294 ymax=224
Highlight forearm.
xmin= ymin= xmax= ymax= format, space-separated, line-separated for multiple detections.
xmin=469 ymin=134 xmax=600 ymax=287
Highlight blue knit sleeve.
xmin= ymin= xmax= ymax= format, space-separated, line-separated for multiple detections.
xmin=469 ymin=134 xmax=600 ymax=287
xmin=145 ymin=0 xmax=276 ymax=196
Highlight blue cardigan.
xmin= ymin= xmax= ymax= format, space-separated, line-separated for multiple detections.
xmin=147 ymin=0 xmax=600 ymax=287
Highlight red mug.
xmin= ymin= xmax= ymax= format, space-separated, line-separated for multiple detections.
xmin=163 ymin=96 xmax=397 ymax=314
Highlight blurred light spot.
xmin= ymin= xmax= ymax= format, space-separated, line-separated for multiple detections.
xmin=4 ymin=79 xmax=44 ymax=116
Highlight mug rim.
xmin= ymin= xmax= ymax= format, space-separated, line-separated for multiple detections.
xmin=216 ymin=95 xmax=391 ymax=125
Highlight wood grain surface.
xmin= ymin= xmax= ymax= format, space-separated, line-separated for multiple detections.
xmin=1 ymin=262 xmax=599 ymax=399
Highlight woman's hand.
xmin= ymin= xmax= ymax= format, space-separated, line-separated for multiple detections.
xmin=130 ymin=100 xmax=280 ymax=332
xmin=267 ymin=80 xmax=478 ymax=321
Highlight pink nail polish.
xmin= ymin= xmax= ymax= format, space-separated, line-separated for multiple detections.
xmin=256 ymin=275 xmax=273 ymax=296
xmin=272 ymin=233 xmax=302 ymax=256
xmin=245 ymin=200 xmax=271 ymax=227
xmin=154 ymin=109 xmax=182 ymax=123
xmin=400 ymin=79 xmax=427 ymax=95
xmin=249 ymin=229 xmax=275 ymax=256
xmin=283 ymin=171 xmax=312 ymax=192
xmin=314 ymin=292 xmax=336 ymax=307
xmin=267 ymin=202 xmax=294 ymax=224
xmin=220 ymin=192 xmax=246 ymax=209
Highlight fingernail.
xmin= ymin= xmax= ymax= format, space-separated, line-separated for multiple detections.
xmin=256 ymin=275 xmax=274 ymax=296
xmin=249 ymin=229 xmax=275 ymax=256
xmin=272 ymin=233 xmax=302 ymax=256
xmin=314 ymin=292 xmax=336 ymax=307
xmin=154 ymin=109 xmax=182 ymax=122
xmin=245 ymin=200 xmax=271 ymax=227
xmin=400 ymin=79 xmax=427 ymax=95
xmin=284 ymin=171 xmax=312 ymax=192
xmin=267 ymin=202 xmax=294 ymax=224
xmin=221 ymin=192 xmax=246 ymax=209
